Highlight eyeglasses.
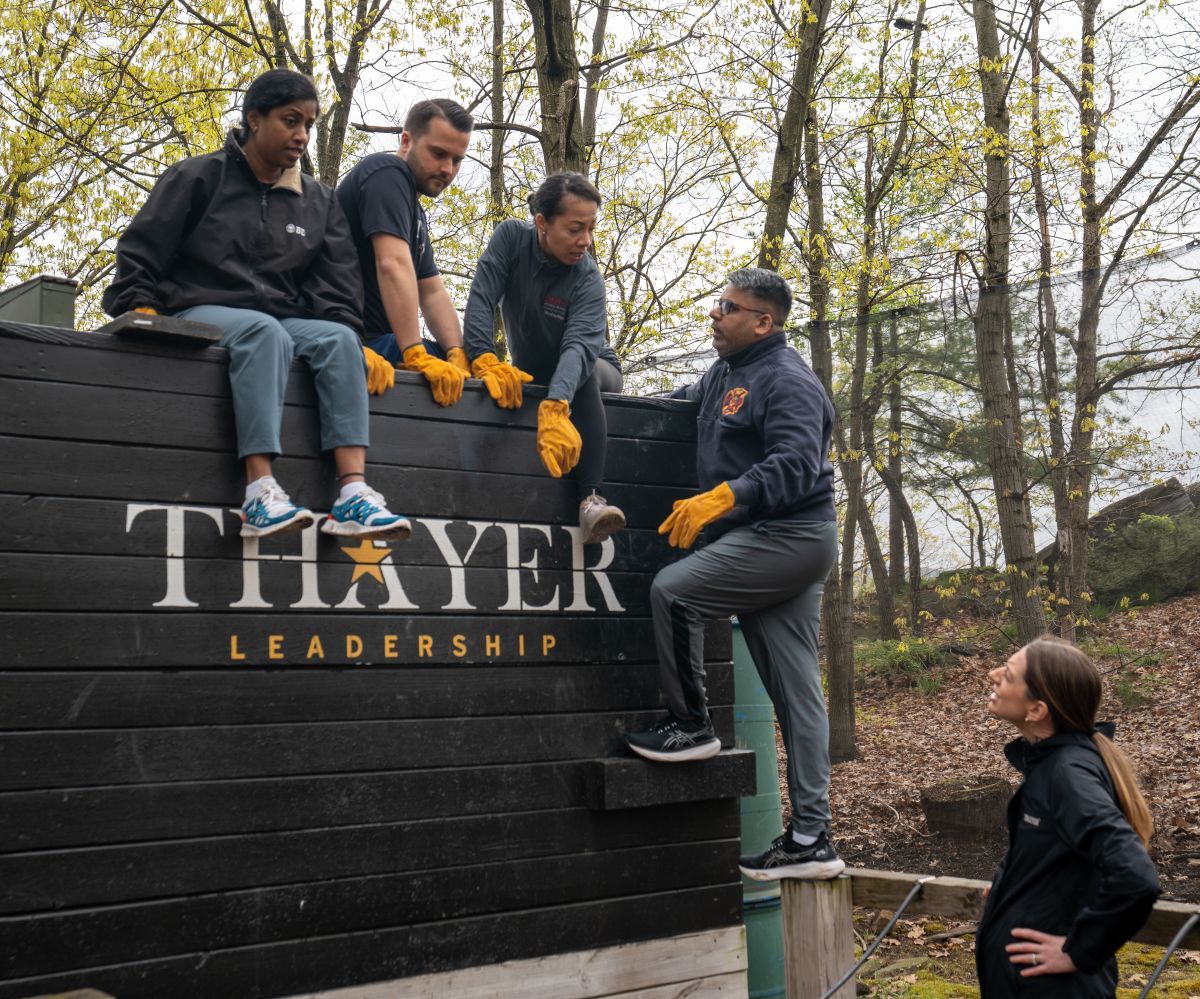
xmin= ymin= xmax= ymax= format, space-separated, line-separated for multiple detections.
xmin=713 ymin=298 xmax=778 ymax=323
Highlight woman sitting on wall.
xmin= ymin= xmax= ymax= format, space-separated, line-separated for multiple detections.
xmin=103 ymin=68 xmax=407 ymax=541
xmin=461 ymin=172 xmax=625 ymax=545
xmin=975 ymin=636 xmax=1160 ymax=997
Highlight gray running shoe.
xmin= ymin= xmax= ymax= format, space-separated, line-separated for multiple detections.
xmin=738 ymin=830 xmax=846 ymax=881
xmin=579 ymin=492 xmax=626 ymax=544
xmin=625 ymin=716 xmax=721 ymax=762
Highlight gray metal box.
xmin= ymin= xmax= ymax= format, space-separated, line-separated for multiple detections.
xmin=0 ymin=274 xmax=79 ymax=329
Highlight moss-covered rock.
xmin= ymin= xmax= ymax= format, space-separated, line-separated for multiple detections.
xmin=1089 ymin=509 xmax=1200 ymax=606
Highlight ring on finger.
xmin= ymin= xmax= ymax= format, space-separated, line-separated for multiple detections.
xmin=1031 ymin=955 xmax=1039 ymax=966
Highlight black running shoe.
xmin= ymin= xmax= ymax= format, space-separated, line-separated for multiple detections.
xmin=738 ymin=830 xmax=846 ymax=881
xmin=625 ymin=716 xmax=721 ymax=762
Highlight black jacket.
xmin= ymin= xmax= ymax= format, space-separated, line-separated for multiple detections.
xmin=670 ymin=333 xmax=835 ymax=538
xmin=103 ymin=131 xmax=363 ymax=332
xmin=462 ymin=219 xmax=621 ymax=401
xmin=975 ymin=732 xmax=1159 ymax=998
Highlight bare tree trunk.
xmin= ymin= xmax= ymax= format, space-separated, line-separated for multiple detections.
xmin=803 ymin=106 xmax=856 ymax=763
xmin=757 ymin=0 xmax=831 ymax=269
xmin=581 ymin=0 xmax=611 ymax=151
xmin=259 ymin=0 xmax=379 ymax=183
xmin=1062 ymin=0 xmax=1102 ymax=629
xmin=859 ymin=492 xmax=896 ymax=638
xmin=862 ymin=318 xmax=897 ymax=638
xmin=1027 ymin=0 xmax=1071 ymax=637
xmin=887 ymin=316 xmax=906 ymax=593
xmin=970 ymin=0 xmax=1047 ymax=643
xmin=525 ymin=0 xmax=587 ymax=173
xmin=490 ymin=0 xmax=508 ymax=353
xmin=863 ymin=316 xmax=921 ymax=635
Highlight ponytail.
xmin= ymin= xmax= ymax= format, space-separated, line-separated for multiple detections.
xmin=1024 ymin=636 xmax=1155 ymax=847
xmin=1092 ymin=731 xmax=1154 ymax=846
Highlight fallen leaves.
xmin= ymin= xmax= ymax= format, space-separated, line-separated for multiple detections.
xmin=794 ymin=592 xmax=1200 ymax=903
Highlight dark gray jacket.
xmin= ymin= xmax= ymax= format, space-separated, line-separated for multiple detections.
xmin=104 ymin=131 xmax=363 ymax=332
xmin=462 ymin=219 xmax=620 ymax=401
xmin=975 ymin=732 xmax=1160 ymax=998
xmin=671 ymin=333 xmax=835 ymax=538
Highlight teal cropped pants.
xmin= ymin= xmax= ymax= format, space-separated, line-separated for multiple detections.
xmin=180 ymin=305 xmax=369 ymax=459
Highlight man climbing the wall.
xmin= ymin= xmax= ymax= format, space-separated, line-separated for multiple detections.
xmin=625 ymin=267 xmax=844 ymax=881
xmin=337 ymin=99 xmax=474 ymax=407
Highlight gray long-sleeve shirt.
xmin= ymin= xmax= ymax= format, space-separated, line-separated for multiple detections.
xmin=463 ymin=219 xmax=620 ymax=401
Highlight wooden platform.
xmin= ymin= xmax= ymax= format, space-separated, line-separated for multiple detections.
xmin=0 ymin=322 xmax=754 ymax=998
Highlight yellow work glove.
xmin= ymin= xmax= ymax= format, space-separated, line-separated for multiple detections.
xmin=471 ymin=351 xmax=534 ymax=409
xmin=536 ymin=399 xmax=582 ymax=478
xmin=362 ymin=346 xmax=395 ymax=396
xmin=402 ymin=344 xmax=465 ymax=407
xmin=658 ymin=481 xmax=736 ymax=549
xmin=446 ymin=346 xmax=472 ymax=376
xmin=134 ymin=306 xmax=158 ymax=314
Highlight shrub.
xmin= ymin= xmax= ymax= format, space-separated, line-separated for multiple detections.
xmin=856 ymin=639 xmax=949 ymax=693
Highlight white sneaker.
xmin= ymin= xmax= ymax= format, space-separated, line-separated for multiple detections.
xmin=321 ymin=485 xmax=412 ymax=541
xmin=240 ymin=482 xmax=315 ymax=538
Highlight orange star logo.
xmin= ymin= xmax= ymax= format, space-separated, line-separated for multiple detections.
xmin=340 ymin=539 xmax=392 ymax=584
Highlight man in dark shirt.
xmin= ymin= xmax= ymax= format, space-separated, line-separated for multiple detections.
xmin=625 ymin=267 xmax=844 ymax=881
xmin=337 ymin=99 xmax=473 ymax=405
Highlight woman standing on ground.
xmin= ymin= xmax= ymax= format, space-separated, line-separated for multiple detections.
xmin=104 ymin=68 xmax=407 ymax=541
xmin=461 ymin=172 xmax=626 ymax=545
xmin=976 ymin=637 xmax=1159 ymax=997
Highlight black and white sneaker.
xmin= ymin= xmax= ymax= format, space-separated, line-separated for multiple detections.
xmin=625 ymin=716 xmax=721 ymax=762
xmin=739 ymin=830 xmax=846 ymax=881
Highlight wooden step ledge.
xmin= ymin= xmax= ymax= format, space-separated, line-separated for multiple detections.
xmin=582 ymin=748 xmax=756 ymax=810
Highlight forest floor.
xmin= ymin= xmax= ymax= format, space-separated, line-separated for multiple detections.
xmin=771 ymin=591 xmax=1200 ymax=996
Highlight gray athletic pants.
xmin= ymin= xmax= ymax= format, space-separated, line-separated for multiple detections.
xmin=650 ymin=516 xmax=837 ymax=836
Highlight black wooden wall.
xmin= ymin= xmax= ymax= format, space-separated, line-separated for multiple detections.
xmin=0 ymin=322 xmax=750 ymax=998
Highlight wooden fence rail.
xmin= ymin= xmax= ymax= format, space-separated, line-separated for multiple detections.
xmin=781 ymin=868 xmax=1200 ymax=999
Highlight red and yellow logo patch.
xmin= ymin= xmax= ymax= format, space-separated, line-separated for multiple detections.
xmin=721 ymin=387 xmax=749 ymax=416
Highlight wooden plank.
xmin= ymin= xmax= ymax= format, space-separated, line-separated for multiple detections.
xmin=781 ymin=878 xmax=855 ymax=999
xmin=0 ymin=801 xmax=740 ymax=914
xmin=0 ymin=736 xmax=731 ymax=848
xmin=1137 ymin=900 xmax=1200 ymax=950
xmin=582 ymin=749 xmax=756 ymax=810
xmin=845 ymin=868 xmax=986 ymax=923
xmin=0 ymin=763 xmax=583 ymax=850
xmin=0 ymin=377 xmax=695 ymax=487
xmin=0 ymin=494 xmax=677 ymax=568
xmin=602 ymin=974 xmax=747 ymax=999
xmin=0 ymin=332 xmax=699 ymax=442
xmin=20 ymin=992 xmax=113 ymax=999
xmin=280 ymin=926 xmax=746 ymax=999
xmin=0 ymin=552 xmax=657 ymax=616
xmin=844 ymin=868 xmax=1200 ymax=950
xmin=0 ymin=886 xmax=744 ymax=999
xmin=0 ymin=707 xmax=736 ymax=791
xmin=0 ymin=435 xmax=691 ymax=530
xmin=0 ymin=665 xmax=734 ymax=729
xmin=0 ymin=612 xmax=733 ymax=668
xmin=1 ymin=843 xmax=739 ymax=977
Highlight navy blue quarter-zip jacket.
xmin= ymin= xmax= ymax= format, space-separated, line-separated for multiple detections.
xmin=462 ymin=218 xmax=621 ymax=401
xmin=975 ymin=732 xmax=1159 ymax=998
xmin=103 ymin=130 xmax=363 ymax=332
xmin=671 ymin=333 xmax=835 ymax=538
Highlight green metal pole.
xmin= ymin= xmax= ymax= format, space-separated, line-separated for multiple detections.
xmin=732 ymin=620 xmax=786 ymax=998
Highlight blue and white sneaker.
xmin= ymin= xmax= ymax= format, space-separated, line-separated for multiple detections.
xmin=321 ymin=485 xmax=412 ymax=540
xmin=240 ymin=481 xmax=315 ymax=538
